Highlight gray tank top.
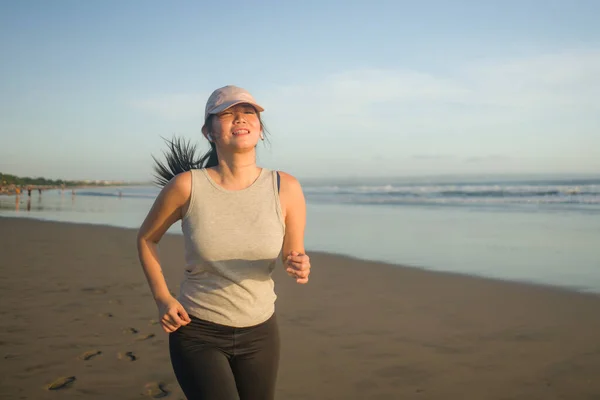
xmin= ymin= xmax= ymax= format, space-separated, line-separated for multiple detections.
xmin=178 ymin=168 xmax=285 ymax=327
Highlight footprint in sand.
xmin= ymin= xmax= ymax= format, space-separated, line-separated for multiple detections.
xmin=136 ymin=333 xmax=156 ymax=341
xmin=46 ymin=376 xmax=76 ymax=390
xmin=118 ymin=351 xmax=137 ymax=361
xmin=99 ymin=312 xmax=114 ymax=318
xmin=145 ymin=381 xmax=170 ymax=398
xmin=81 ymin=287 xmax=107 ymax=295
xmin=123 ymin=327 xmax=139 ymax=334
xmin=78 ymin=350 xmax=102 ymax=361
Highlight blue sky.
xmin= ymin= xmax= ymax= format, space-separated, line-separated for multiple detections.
xmin=1 ymin=0 xmax=599 ymax=181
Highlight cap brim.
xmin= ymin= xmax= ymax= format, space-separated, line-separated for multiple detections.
xmin=209 ymin=100 xmax=265 ymax=116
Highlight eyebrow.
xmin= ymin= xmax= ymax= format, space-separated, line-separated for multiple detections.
xmin=220 ymin=105 xmax=256 ymax=115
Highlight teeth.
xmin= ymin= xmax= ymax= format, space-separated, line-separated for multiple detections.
xmin=233 ymin=130 xmax=249 ymax=135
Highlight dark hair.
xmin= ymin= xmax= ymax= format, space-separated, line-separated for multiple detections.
xmin=152 ymin=113 xmax=269 ymax=187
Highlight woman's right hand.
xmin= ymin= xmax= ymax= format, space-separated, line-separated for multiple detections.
xmin=156 ymin=296 xmax=191 ymax=333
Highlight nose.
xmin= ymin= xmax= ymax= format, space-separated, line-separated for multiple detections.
xmin=232 ymin=110 xmax=246 ymax=124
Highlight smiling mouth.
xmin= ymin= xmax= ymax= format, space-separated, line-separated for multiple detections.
xmin=232 ymin=129 xmax=249 ymax=136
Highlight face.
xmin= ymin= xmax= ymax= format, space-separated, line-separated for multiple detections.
xmin=205 ymin=104 xmax=262 ymax=151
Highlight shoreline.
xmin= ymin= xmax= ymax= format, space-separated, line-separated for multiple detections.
xmin=0 ymin=184 xmax=136 ymax=196
xmin=1 ymin=215 xmax=598 ymax=297
xmin=2 ymin=217 xmax=600 ymax=398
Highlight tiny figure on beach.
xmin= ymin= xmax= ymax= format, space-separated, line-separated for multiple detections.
xmin=137 ymin=85 xmax=311 ymax=399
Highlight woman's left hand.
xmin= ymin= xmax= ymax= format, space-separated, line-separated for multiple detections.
xmin=286 ymin=251 xmax=311 ymax=284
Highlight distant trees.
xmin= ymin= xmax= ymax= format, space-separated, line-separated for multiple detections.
xmin=1 ymin=172 xmax=77 ymax=187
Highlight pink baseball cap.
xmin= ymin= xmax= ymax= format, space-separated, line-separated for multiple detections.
xmin=204 ymin=85 xmax=265 ymax=122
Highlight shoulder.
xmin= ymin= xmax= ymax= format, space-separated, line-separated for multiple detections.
xmin=160 ymin=171 xmax=192 ymax=203
xmin=170 ymin=170 xmax=193 ymax=190
xmin=276 ymin=171 xmax=305 ymax=215
xmin=276 ymin=171 xmax=306 ymax=225
xmin=276 ymin=171 xmax=303 ymax=192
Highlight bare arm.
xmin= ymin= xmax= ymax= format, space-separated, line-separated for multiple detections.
xmin=136 ymin=172 xmax=192 ymax=330
xmin=279 ymin=171 xmax=311 ymax=283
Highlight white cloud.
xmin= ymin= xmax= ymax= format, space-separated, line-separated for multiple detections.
xmin=460 ymin=49 xmax=600 ymax=109
xmin=266 ymin=49 xmax=600 ymax=114
xmin=257 ymin=50 xmax=600 ymax=153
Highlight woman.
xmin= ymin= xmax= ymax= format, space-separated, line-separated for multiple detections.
xmin=136 ymin=85 xmax=311 ymax=400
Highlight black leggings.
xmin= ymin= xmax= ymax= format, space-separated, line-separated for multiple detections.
xmin=169 ymin=313 xmax=280 ymax=400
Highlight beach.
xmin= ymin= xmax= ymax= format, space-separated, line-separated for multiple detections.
xmin=1 ymin=217 xmax=600 ymax=399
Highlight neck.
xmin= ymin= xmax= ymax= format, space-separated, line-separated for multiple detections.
xmin=212 ymin=151 xmax=261 ymax=189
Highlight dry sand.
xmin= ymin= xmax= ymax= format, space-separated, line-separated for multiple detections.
xmin=1 ymin=217 xmax=600 ymax=399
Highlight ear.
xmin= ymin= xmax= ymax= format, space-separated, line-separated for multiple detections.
xmin=201 ymin=125 xmax=212 ymax=142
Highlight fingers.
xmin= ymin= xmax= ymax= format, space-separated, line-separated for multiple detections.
xmin=287 ymin=254 xmax=309 ymax=263
xmin=160 ymin=308 xmax=191 ymax=333
xmin=161 ymin=314 xmax=179 ymax=330
xmin=168 ymin=309 xmax=187 ymax=326
xmin=286 ymin=267 xmax=310 ymax=279
xmin=286 ymin=253 xmax=310 ymax=266
xmin=287 ymin=267 xmax=309 ymax=284
xmin=286 ymin=260 xmax=307 ymax=269
xmin=286 ymin=252 xmax=311 ymax=284
xmin=286 ymin=254 xmax=309 ymax=268
xmin=161 ymin=316 xmax=179 ymax=333
xmin=286 ymin=261 xmax=309 ymax=275
xmin=178 ymin=305 xmax=192 ymax=323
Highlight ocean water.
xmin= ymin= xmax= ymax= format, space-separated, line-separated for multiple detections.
xmin=1 ymin=175 xmax=599 ymax=293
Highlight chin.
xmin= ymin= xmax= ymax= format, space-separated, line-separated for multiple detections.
xmin=233 ymin=137 xmax=259 ymax=146
xmin=230 ymin=142 xmax=259 ymax=152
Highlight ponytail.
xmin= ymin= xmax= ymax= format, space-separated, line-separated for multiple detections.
xmin=152 ymin=136 xmax=218 ymax=188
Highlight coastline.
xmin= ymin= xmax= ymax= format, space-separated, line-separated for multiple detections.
xmin=0 ymin=185 xmax=132 ymax=196
xmin=1 ymin=217 xmax=600 ymax=399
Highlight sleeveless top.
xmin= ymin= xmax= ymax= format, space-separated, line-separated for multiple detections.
xmin=178 ymin=168 xmax=285 ymax=327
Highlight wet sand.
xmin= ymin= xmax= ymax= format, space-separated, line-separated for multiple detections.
xmin=1 ymin=217 xmax=600 ymax=399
